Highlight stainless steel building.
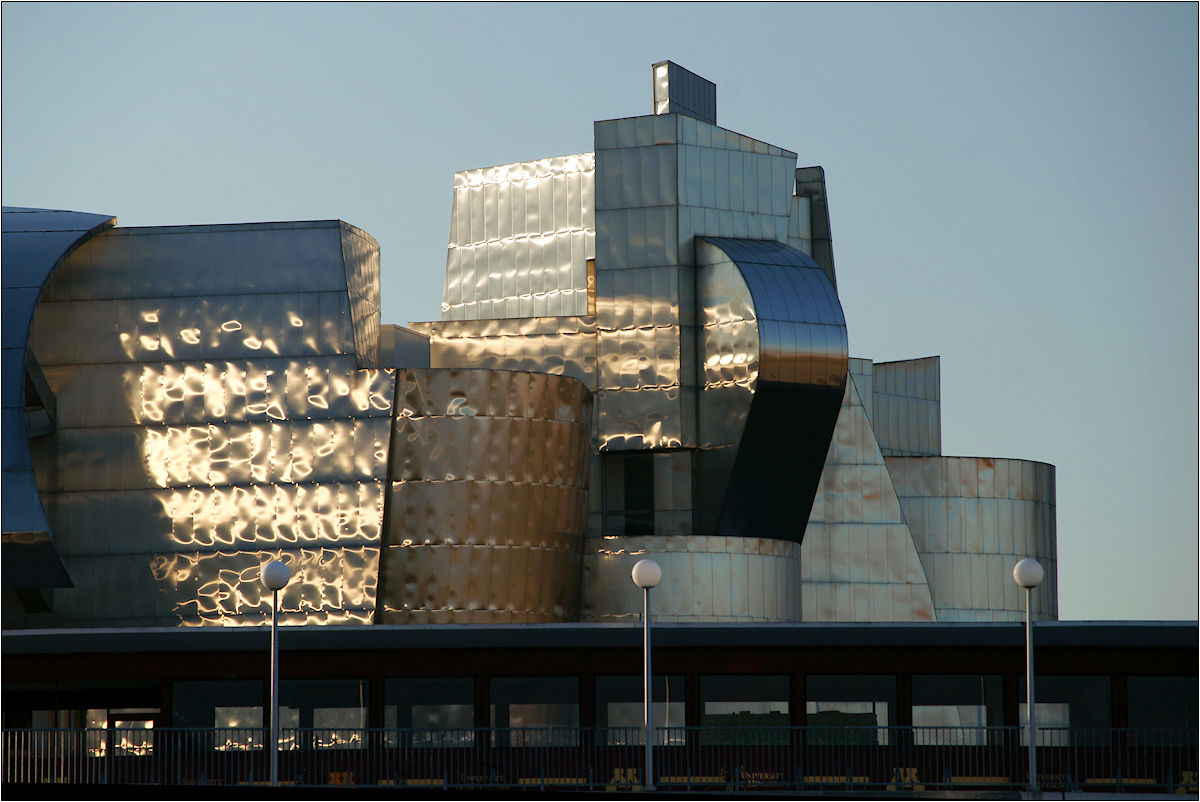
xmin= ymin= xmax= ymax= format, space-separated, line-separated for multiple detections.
xmin=2 ymin=62 xmax=1056 ymax=631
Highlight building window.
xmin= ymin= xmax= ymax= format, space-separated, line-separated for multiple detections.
xmin=701 ymin=675 xmax=789 ymax=744
xmin=385 ymin=678 xmax=474 ymax=747
xmin=279 ymin=679 xmax=368 ymax=751
xmin=806 ymin=675 xmax=895 ymax=745
xmin=596 ymin=675 xmax=686 ymax=744
xmin=1018 ymin=676 xmax=1110 ymax=747
xmin=605 ymin=453 xmax=656 ymax=537
xmin=1127 ymin=676 xmax=1197 ymax=748
xmin=911 ymin=675 xmax=1003 ymax=745
xmin=489 ymin=677 xmax=579 ymax=746
xmin=173 ymin=680 xmax=264 ymax=751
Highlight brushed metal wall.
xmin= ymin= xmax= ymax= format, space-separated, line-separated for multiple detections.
xmin=27 ymin=222 xmax=393 ymax=627
xmin=378 ymin=368 xmax=592 ymax=623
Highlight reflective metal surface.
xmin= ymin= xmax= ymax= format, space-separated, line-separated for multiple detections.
xmin=378 ymin=368 xmax=592 ymax=623
xmin=443 ymin=154 xmax=595 ymax=321
xmin=792 ymin=167 xmax=837 ymax=290
xmin=582 ymin=535 xmax=802 ymax=622
xmin=583 ymin=78 xmax=844 ymax=621
xmin=5 ymin=63 xmax=1059 ymax=630
xmin=886 ymin=455 xmax=1058 ymax=622
xmin=871 ymin=357 xmax=941 ymax=457
xmin=25 ymin=221 xmax=393 ymax=627
xmin=801 ymin=373 xmax=937 ymax=622
xmin=378 ymin=324 xmax=430 ymax=369
xmin=652 ymin=60 xmax=717 ymax=125
xmin=695 ymin=237 xmax=847 ymax=543
xmin=414 ymin=316 xmax=598 ymax=392
xmin=592 ymin=109 xmax=798 ymax=454
xmin=2 ymin=207 xmax=115 ymax=602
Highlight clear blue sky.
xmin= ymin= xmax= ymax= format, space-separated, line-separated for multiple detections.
xmin=4 ymin=3 xmax=1196 ymax=621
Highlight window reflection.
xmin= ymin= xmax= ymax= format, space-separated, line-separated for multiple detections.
xmin=912 ymin=675 xmax=1002 ymax=746
xmin=385 ymin=678 xmax=474 ymax=747
xmin=279 ymin=680 xmax=368 ymax=751
xmin=1018 ymin=675 xmax=1110 ymax=747
xmin=596 ymin=675 xmax=685 ymax=745
xmin=490 ymin=677 xmax=579 ymax=746
xmin=806 ymin=675 xmax=894 ymax=745
xmin=701 ymin=675 xmax=789 ymax=745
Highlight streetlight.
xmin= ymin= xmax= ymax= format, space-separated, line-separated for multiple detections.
xmin=262 ymin=559 xmax=292 ymax=788
xmin=1013 ymin=557 xmax=1044 ymax=796
xmin=631 ymin=558 xmax=662 ymax=792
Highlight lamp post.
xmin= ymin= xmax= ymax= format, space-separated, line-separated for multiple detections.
xmin=261 ymin=560 xmax=292 ymax=788
xmin=631 ymin=559 xmax=662 ymax=792
xmin=1013 ymin=558 xmax=1044 ymax=797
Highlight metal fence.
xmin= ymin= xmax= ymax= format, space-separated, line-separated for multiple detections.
xmin=3 ymin=726 xmax=1196 ymax=791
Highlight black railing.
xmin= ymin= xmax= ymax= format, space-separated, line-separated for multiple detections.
xmin=3 ymin=725 xmax=1196 ymax=791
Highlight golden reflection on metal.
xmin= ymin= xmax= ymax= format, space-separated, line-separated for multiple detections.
xmin=443 ymin=153 xmax=595 ymax=321
xmin=149 ymin=547 xmax=378 ymax=626
xmin=378 ymin=368 xmax=592 ymax=624
xmin=414 ymin=317 xmax=599 ymax=392
xmin=16 ymin=67 xmax=1059 ymax=630
xmin=26 ymin=222 xmax=395 ymax=628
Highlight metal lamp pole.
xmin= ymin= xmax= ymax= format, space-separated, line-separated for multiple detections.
xmin=261 ymin=560 xmax=292 ymax=788
xmin=631 ymin=559 xmax=662 ymax=792
xmin=1013 ymin=558 xmax=1044 ymax=797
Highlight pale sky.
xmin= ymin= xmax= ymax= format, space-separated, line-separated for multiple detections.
xmin=3 ymin=2 xmax=1196 ymax=621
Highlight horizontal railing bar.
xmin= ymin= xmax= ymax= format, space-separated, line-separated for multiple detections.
xmin=3 ymin=726 xmax=1195 ymax=790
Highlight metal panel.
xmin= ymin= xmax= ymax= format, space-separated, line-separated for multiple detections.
xmin=2 ymin=207 xmax=116 ymax=592
xmin=379 ymin=369 xmax=591 ymax=623
xmin=888 ymin=455 xmax=1058 ymax=622
xmin=443 ymin=153 xmax=595 ymax=321
xmin=581 ymin=534 xmax=801 ymax=622
xmin=694 ymin=238 xmax=847 ymax=544
xmin=14 ymin=220 xmax=394 ymax=626
xmin=800 ymin=374 xmax=937 ymax=622
xmin=652 ymin=61 xmax=717 ymax=125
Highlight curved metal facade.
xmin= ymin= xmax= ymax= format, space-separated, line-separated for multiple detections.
xmin=1 ymin=207 xmax=115 ymax=596
xmin=378 ymin=368 xmax=592 ymax=623
xmin=22 ymin=221 xmax=393 ymax=627
xmin=886 ymin=455 xmax=1058 ymax=621
xmin=582 ymin=534 xmax=803 ymax=623
xmin=695 ymin=237 xmax=847 ymax=543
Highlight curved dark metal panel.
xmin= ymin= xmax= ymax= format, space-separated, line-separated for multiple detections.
xmin=696 ymin=237 xmax=848 ymax=544
xmin=2 ymin=207 xmax=115 ymax=588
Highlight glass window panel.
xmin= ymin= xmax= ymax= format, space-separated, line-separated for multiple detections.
xmin=596 ymin=675 xmax=686 ymax=745
xmin=214 ymin=705 xmax=264 ymax=751
xmin=278 ymin=679 xmax=368 ymax=751
xmin=489 ymin=677 xmax=579 ymax=746
xmin=108 ymin=708 xmax=157 ymax=756
xmin=912 ymin=675 xmax=1003 ymax=745
xmin=173 ymin=680 xmax=262 ymax=727
xmin=313 ymin=707 xmax=365 ymax=749
xmin=700 ymin=675 xmax=789 ymax=746
xmin=1127 ymin=676 xmax=1198 ymax=748
xmin=622 ymin=453 xmax=654 ymax=536
xmin=806 ymin=674 xmax=894 ymax=745
xmin=1018 ymin=675 xmax=1110 ymax=747
xmin=384 ymin=677 xmax=475 ymax=747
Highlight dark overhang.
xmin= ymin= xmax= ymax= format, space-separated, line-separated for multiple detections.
xmin=3 ymin=621 xmax=1195 ymax=657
